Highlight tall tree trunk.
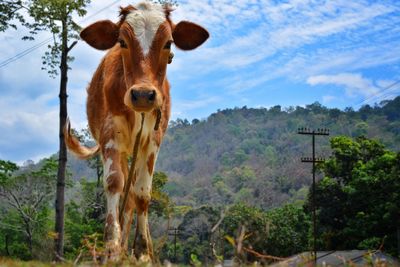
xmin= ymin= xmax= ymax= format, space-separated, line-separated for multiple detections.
xmin=54 ymin=17 xmax=68 ymax=260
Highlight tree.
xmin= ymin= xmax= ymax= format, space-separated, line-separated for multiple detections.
xmin=176 ymin=206 xmax=219 ymax=264
xmin=24 ymin=0 xmax=91 ymax=259
xmin=222 ymin=203 xmax=272 ymax=262
xmin=0 ymin=0 xmax=27 ymax=32
xmin=0 ymin=158 xmax=57 ymax=259
xmin=151 ymin=171 xmax=173 ymax=218
xmin=308 ymin=136 xmax=400 ymax=255
xmin=0 ymin=160 xmax=18 ymax=185
xmin=265 ymin=203 xmax=310 ymax=257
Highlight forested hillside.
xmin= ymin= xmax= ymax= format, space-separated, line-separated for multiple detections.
xmin=155 ymin=97 xmax=400 ymax=208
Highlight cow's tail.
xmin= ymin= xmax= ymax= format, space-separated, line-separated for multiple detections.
xmin=64 ymin=118 xmax=100 ymax=160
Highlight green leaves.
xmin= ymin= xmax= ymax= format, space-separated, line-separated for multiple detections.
xmin=10 ymin=0 xmax=91 ymax=78
xmin=0 ymin=158 xmax=58 ymax=260
xmin=0 ymin=159 xmax=18 ymax=185
xmin=309 ymin=136 xmax=400 ymax=255
xmin=0 ymin=0 xmax=27 ymax=32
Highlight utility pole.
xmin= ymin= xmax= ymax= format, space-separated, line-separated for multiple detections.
xmin=298 ymin=128 xmax=329 ymax=266
xmin=168 ymin=227 xmax=180 ymax=263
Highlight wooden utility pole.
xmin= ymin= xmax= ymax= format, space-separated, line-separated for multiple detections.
xmin=168 ymin=228 xmax=180 ymax=263
xmin=298 ymin=128 xmax=329 ymax=266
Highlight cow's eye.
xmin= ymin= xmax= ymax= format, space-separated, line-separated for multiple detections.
xmin=164 ymin=41 xmax=172 ymax=50
xmin=119 ymin=39 xmax=127 ymax=48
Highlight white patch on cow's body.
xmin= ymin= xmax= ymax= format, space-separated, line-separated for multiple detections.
xmin=105 ymin=139 xmax=117 ymax=150
xmin=107 ymin=192 xmax=120 ymax=219
xmin=105 ymin=192 xmax=121 ymax=246
xmin=104 ymin=158 xmax=117 ymax=180
xmin=125 ymin=2 xmax=165 ymax=55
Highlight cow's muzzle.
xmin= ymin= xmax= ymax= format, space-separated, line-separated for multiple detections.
xmin=125 ymin=85 xmax=159 ymax=112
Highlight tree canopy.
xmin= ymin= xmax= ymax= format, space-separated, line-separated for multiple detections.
xmin=307 ymin=136 xmax=400 ymax=255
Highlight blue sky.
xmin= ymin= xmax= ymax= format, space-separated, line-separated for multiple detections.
xmin=0 ymin=0 xmax=400 ymax=163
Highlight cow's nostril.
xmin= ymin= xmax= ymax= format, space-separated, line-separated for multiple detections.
xmin=148 ymin=90 xmax=156 ymax=101
xmin=131 ymin=90 xmax=138 ymax=102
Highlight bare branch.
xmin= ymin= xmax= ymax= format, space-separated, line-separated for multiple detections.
xmin=67 ymin=40 xmax=78 ymax=53
xmin=211 ymin=209 xmax=225 ymax=233
xmin=242 ymin=247 xmax=286 ymax=261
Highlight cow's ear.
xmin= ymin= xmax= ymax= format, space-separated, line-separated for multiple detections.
xmin=80 ymin=20 xmax=119 ymax=50
xmin=172 ymin=21 xmax=209 ymax=50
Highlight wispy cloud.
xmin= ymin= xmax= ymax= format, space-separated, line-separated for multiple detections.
xmin=305 ymin=73 xmax=399 ymax=103
xmin=307 ymin=73 xmax=379 ymax=97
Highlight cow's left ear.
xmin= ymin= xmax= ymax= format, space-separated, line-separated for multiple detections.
xmin=172 ymin=21 xmax=209 ymax=50
xmin=80 ymin=20 xmax=119 ymax=50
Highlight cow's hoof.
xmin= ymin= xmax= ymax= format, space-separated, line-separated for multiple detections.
xmin=138 ymin=253 xmax=152 ymax=263
xmin=103 ymin=240 xmax=121 ymax=262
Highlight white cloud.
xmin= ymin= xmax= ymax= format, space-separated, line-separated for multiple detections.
xmin=0 ymin=95 xmax=59 ymax=163
xmin=307 ymin=73 xmax=379 ymax=97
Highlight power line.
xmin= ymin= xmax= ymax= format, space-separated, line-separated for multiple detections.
xmin=0 ymin=0 xmax=121 ymax=69
xmin=0 ymin=38 xmax=52 ymax=68
xmin=354 ymin=79 xmax=400 ymax=108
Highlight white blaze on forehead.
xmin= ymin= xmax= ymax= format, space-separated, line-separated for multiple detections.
xmin=125 ymin=2 xmax=166 ymax=55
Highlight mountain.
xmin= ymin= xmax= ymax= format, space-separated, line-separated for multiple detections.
xmin=69 ymin=97 xmax=400 ymax=209
xmin=155 ymin=97 xmax=400 ymax=208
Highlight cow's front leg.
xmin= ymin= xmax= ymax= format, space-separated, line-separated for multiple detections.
xmin=132 ymin=152 xmax=156 ymax=262
xmin=120 ymin=156 xmax=135 ymax=253
xmin=102 ymin=141 xmax=124 ymax=261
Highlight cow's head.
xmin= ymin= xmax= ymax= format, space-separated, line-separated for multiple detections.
xmin=80 ymin=2 xmax=209 ymax=113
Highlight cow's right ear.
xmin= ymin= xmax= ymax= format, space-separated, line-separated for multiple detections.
xmin=80 ymin=20 xmax=119 ymax=50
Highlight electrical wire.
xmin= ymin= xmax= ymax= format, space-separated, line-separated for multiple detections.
xmin=0 ymin=38 xmax=52 ymax=68
xmin=354 ymin=79 xmax=400 ymax=108
xmin=0 ymin=0 xmax=121 ymax=69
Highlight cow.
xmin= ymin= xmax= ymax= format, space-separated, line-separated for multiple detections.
xmin=64 ymin=1 xmax=209 ymax=262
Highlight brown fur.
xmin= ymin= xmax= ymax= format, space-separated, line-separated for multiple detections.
xmin=147 ymin=153 xmax=155 ymax=175
xmin=134 ymin=195 xmax=149 ymax=215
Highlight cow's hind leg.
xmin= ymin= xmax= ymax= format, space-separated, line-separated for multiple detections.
xmin=102 ymin=143 xmax=124 ymax=261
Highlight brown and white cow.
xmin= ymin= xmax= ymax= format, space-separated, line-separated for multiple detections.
xmin=65 ymin=1 xmax=208 ymax=262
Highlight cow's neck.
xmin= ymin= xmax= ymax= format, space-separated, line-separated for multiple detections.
xmin=112 ymin=111 xmax=157 ymax=155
